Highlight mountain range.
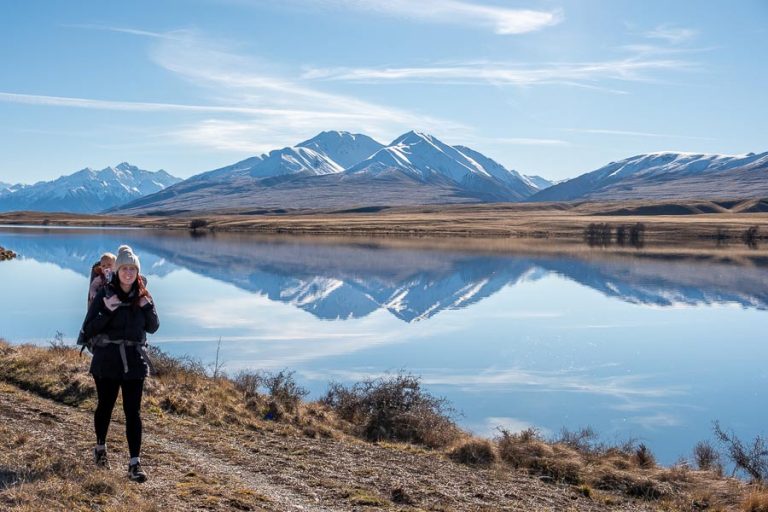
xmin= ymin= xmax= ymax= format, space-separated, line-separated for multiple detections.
xmin=0 ymin=163 xmax=181 ymax=213
xmin=113 ymin=131 xmax=550 ymax=214
xmin=1 ymin=130 xmax=766 ymax=214
xmin=532 ymin=151 xmax=768 ymax=202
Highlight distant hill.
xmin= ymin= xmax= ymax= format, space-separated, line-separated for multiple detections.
xmin=0 ymin=163 xmax=181 ymax=213
xmin=531 ymin=151 xmax=768 ymax=202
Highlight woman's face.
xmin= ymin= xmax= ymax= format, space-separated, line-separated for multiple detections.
xmin=118 ymin=265 xmax=138 ymax=287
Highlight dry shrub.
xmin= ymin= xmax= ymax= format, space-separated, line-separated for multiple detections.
xmin=232 ymin=369 xmax=308 ymax=414
xmin=632 ymin=443 xmax=656 ymax=469
xmin=146 ymin=346 xmax=206 ymax=385
xmin=715 ymin=421 xmax=768 ymax=481
xmin=322 ymin=372 xmax=460 ymax=448
xmin=262 ymin=370 xmax=309 ymax=412
xmin=233 ymin=369 xmax=263 ymax=399
xmin=448 ymin=438 xmax=496 ymax=467
xmin=694 ymin=440 xmax=723 ymax=472
xmin=556 ymin=426 xmax=599 ymax=454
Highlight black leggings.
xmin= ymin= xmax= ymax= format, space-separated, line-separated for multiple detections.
xmin=93 ymin=377 xmax=144 ymax=458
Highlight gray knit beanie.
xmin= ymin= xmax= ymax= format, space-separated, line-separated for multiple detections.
xmin=115 ymin=245 xmax=141 ymax=275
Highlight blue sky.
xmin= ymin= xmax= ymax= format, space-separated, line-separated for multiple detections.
xmin=1 ymin=0 xmax=766 ymax=183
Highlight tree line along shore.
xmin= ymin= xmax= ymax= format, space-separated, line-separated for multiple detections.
xmin=0 ymin=339 xmax=765 ymax=511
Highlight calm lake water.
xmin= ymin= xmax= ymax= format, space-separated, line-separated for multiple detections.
xmin=1 ymin=226 xmax=766 ymax=464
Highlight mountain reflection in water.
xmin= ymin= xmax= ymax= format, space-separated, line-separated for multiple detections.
xmin=2 ymin=228 xmax=768 ymax=321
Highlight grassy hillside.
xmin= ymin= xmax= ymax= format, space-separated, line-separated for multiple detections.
xmin=0 ymin=339 xmax=762 ymax=511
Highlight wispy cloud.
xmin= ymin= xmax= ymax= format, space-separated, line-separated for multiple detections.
xmin=61 ymin=23 xmax=183 ymax=40
xmin=8 ymin=26 xmax=470 ymax=152
xmin=482 ymin=137 xmax=570 ymax=147
xmin=265 ymin=0 xmax=563 ymax=35
xmin=644 ymin=24 xmax=697 ymax=44
xmin=302 ymin=367 xmax=684 ymax=401
xmin=301 ymin=56 xmax=697 ymax=88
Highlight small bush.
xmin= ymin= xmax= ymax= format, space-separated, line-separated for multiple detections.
xmin=556 ymin=426 xmax=599 ymax=453
xmin=48 ymin=331 xmax=68 ymax=352
xmin=714 ymin=421 xmax=768 ymax=481
xmin=233 ymin=370 xmax=264 ymax=400
xmin=146 ymin=345 xmax=206 ymax=384
xmin=693 ymin=440 xmax=722 ymax=471
xmin=189 ymin=218 xmax=209 ymax=231
xmin=633 ymin=443 xmax=656 ymax=469
xmin=262 ymin=369 xmax=308 ymax=412
xmin=585 ymin=223 xmax=612 ymax=246
xmin=743 ymin=226 xmax=760 ymax=248
xmin=629 ymin=222 xmax=645 ymax=248
xmin=448 ymin=439 xmax=496 ymax=467
xmin=322 ymin=372 xmax=460 ymax=448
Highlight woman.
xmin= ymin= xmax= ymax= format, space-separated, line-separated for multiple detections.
xmin=81 ymin=245 xmax=159 ymax=482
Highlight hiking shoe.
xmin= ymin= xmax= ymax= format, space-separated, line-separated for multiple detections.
xmin=128 ymin=462 xmax=147 ymax=483
xmin=93 ymin=447 xmax=110 ymax=469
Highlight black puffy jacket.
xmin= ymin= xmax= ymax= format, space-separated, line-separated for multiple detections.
xmin=82 ymin=284 xmax=160 ymax=380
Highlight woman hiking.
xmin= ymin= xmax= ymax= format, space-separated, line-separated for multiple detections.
xmin=80 ymin=245 xmax=159 ymax=482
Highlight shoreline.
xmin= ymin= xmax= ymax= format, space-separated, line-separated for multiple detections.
xmin=1 ymin=202 xmax=767 ymax=234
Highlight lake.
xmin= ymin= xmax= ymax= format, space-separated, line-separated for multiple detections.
xmin=1 ymin=225 xmax=766 ymax=465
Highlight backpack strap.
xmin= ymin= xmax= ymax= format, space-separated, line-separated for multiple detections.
xmin=92 ymin=337 xmax=154 ymax=375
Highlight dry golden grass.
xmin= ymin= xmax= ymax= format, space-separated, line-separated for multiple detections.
xmin=0 ymin=339 xmax=757 ymax=511
xmin=744 ymin=488 xmax=768 ymax=512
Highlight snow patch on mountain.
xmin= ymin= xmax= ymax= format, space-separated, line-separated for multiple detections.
xmin=297 ymin=131 xmax=384 ymax=169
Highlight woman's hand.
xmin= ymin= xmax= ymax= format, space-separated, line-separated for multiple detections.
xmin=103 ymin=295 xmax=121 ymax=312
xmin=139 ymin=296 xmax=152 ymax=308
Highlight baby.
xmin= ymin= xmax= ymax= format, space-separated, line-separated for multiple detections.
xmin=88 ymin=252 xmax=117 ymax=308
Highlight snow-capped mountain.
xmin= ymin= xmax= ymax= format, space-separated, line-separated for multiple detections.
xmin=115 ymin=130 xmax=543 ymax=213
xmin=532 ymin=151 xmax=768 ymax=202
xmin=343 ymin=131 xmax=536 ymax=200
xmin=297 ymin=131 xmax=385 ymax=169
xmin=0 ymin=163 xmax=181 ymax=213
xmin=347 ymin=131 xmax=490 ymax=182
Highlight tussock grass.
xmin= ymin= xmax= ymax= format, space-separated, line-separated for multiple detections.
xmin=447 ymin=438 xmax=497 ymax=467
xmin=744 ymin=487 xmax=768 ymax=512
